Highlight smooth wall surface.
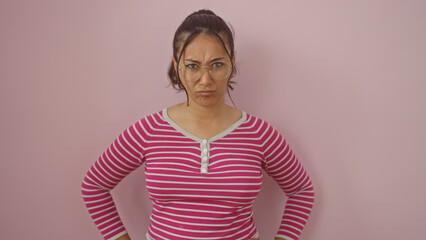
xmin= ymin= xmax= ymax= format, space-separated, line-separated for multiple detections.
xmin=1 ymin=0 xmax=425 ymax=239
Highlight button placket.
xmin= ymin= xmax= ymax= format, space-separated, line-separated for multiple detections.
xmin=200 ymin=139 xmax=210 ymax=173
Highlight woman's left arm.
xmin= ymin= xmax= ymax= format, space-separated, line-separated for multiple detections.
xmin=261 ymin=123 xmax=315 ymax=240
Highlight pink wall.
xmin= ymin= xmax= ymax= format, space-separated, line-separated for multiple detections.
xmin=1 ymin=0 xmax=425 ymax=239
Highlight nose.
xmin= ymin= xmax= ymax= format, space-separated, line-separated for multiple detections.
xmin=198 ymin=66 xmax=213 ymax=84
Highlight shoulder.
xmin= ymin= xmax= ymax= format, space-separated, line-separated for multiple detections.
xmin=130 ymin=109 xmax=169 ymax=130
xmin=239 ymin=110 xmax=279 ymax=135
xmin=241 ymin=110 xmax=270 ymax=127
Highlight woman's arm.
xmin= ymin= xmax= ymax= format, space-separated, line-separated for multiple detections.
xmin=261 ymin=123 xmax=315 ymax=240
xmin=81 ymin=121 xmax=146 ymax=239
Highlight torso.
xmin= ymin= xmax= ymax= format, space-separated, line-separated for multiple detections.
xmin=142 ymin=109 xmax=264 ymax=239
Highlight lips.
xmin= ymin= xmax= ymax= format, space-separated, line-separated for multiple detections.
xmin=197 ymin=90 xmax=216 ymax=96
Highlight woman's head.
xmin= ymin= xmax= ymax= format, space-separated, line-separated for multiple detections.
xmin=168 ymin=9 xmax=236 ymax=92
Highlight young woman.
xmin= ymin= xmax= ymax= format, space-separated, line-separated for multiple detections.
xmin=82 ymin=9 xmax=315 ymax=240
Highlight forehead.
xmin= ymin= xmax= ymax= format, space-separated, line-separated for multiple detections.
xmin=182 ymin=33 xmax=228 ymax=60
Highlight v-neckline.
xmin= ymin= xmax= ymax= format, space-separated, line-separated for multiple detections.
xmin=162 ymin=108 xmax=247 ymax=143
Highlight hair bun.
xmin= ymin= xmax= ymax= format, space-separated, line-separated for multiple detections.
xmin=193 ymin=9 xmax=216 ymax=16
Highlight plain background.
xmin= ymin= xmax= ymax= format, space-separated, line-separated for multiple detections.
xmin=1 ymin=0 xmax=425 ymax=239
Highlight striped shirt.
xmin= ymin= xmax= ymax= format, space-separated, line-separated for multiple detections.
xmin=81 ymin=109 xmax=315 ymax=240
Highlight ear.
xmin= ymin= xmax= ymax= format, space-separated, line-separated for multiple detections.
xmin=231 ymin=55 xmax=236 ymax=77
xmin=172 ymin=58 xmax=177 ymax=72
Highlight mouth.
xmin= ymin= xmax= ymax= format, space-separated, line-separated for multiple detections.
xmin=197 ymin=90 xmax=216 ymax=96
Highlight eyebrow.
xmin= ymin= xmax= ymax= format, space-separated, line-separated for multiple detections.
xmin=184 ymin=57 xmax=226 ymax=63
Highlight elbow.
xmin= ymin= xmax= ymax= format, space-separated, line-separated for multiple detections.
xmin=307 ymin=180 xmax=315 ymax=208
xmin=308 ymin=179 xmax=315 ymax=201
xmin=81 ymin=175 xmax=90 ymax=198
xmin=81 ymin=174 xmax=98 ymax=199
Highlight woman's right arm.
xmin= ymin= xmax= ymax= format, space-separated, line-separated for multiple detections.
xmin=81 ymin=121 xmax=146 ymax=239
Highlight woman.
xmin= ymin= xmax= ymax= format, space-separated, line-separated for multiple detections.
xmin=82 ymin=9 xmax=315 ymax=240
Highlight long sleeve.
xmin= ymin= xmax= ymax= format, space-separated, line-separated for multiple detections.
xmin=81 ymin=120 xmax=146 ymax=240
xmin=261 ymin=123 xmax=315 ymax=240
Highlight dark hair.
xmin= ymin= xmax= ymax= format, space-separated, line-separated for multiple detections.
xmin=168 ymin=9 xmax=237 ymax=93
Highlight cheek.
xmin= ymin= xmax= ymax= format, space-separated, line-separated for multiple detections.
xmin=218 ymin=81 xmax=230 ymax=91
xmin=180 ymin=80 xmax=192 ymax=91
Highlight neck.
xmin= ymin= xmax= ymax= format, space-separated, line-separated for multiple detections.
xmin=184 ymin=100 xmax=230 ymax=122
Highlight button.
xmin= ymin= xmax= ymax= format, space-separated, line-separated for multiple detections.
xmin=202 ymin=139 xmax=207 ymax=143
xmin=203 ymin=148 xmax=208 ymax=153
xmin=201 ymin=167 xmax=207 ymax=173
xmin=202 ymin=156 xmax=208 ymax=161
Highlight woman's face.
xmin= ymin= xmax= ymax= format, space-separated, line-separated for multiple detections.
xmin=174 ymin=33 xmax=234 ymax=108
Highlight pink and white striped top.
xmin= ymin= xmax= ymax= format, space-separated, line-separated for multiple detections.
xmin=81 ymin=109 xmax=315 ymax=240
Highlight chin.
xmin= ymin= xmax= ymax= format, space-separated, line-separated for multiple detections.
xmin=194 ymin=97 xmax=221 ymax=107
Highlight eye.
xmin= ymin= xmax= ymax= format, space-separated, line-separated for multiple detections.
xmin=185 ymin=64 xmax=199 ymax=69
xmin=212 ymin=62 xmax=225 ymax=69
